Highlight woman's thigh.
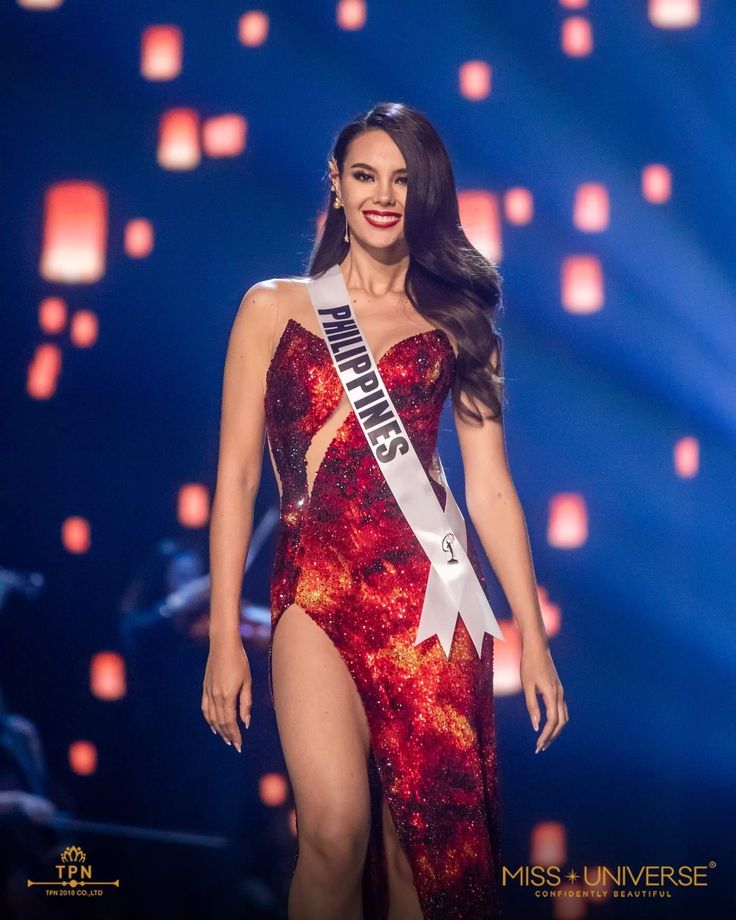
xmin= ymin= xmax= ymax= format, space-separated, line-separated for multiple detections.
xmin=271 ymin=603 xmax=372 ymax=855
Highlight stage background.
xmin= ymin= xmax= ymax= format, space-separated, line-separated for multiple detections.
xmin=1 ymin=1 xmax=734 ymax=918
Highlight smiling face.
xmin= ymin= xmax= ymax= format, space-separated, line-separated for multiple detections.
xmin=330 ymin=129 xmax=409 ymax=253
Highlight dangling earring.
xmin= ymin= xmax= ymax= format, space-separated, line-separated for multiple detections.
xmin=329 ymin=157 xmax=350 ymax=243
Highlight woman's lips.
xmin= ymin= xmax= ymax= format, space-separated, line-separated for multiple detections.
xmin=362 ymin=210 xmax=401 ymax=229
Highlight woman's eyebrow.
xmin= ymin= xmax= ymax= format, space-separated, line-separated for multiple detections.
xmin=348 ymin=162 xmax=408 ymax=173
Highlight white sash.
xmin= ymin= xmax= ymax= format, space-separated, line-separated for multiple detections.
xmin=306 ymin=263 xmax=505 ymax=658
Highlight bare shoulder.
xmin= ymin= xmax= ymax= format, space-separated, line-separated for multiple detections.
xmin=231 ymin=277 xmax=285 ymax=339
xmin=230 ymin=275 xmax=310 ymax=358
xmin=238 ymin=275 xmax=309 ymax=315
xmin=237 ymin=277 xmax=280 ymax=315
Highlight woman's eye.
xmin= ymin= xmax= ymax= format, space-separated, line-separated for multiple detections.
xmin=353 ymin=172 xmax=407 ymax=185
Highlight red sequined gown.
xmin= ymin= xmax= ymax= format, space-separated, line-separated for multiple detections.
xmin=264 ymin=315 xmax=502 ymax=919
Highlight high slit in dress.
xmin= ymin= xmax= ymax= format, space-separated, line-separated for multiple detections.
xmin=264 ymin=314 xmax=502 ymax=919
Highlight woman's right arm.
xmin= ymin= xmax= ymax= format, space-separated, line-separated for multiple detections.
xmin=202 ymin=280 xmax=279 ymax=753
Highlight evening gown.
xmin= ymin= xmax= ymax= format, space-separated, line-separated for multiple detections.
xmin=264 ymin=311 xmax=502 ymax=919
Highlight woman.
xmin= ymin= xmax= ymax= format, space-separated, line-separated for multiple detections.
xmin=202 ymin=102 xmax=568 ymax=919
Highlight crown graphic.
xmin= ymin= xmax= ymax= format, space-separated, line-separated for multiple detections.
xmin=60 ymin=845 xmax=87 ymax=864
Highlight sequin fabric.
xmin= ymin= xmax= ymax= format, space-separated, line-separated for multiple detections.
xmin=264 ymin=317 xmax=502 ymax=919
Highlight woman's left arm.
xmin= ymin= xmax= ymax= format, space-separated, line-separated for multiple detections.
xmin=452 ymin=364 xmax=569 ymax=754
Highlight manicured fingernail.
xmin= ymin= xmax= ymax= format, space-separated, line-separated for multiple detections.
xmin=235 ymin=744 xmax=241 ymax=753
xmin=225 ymin=739 xmax=232 ymax=746
xmin=245 ymin=715 xmax=251 ymax=730
xmin=211 ymin=727 xmax=216 ymax=734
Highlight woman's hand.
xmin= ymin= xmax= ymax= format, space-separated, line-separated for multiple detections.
xmin=201 ymin=636 xmax=252 ymax=753
xmin=520 ymin=635 xmax=569 ymax=754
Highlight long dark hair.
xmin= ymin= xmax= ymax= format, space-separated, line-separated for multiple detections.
xmin=307 ymin=101 xmax=506 ymax=424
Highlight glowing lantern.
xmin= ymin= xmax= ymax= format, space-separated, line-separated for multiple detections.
xmin=90 ymin=652 xmax=126 ymax=701
xmin=259 ymin=772 xmax=289 ymax=806
xmin=537 ymin=585 xmax=561 ymax=637
xmin=158 ymin=108 xmax=201 ymax=171
xmin=124 ymin=219 xmax=154 ymax=258
xmin=62 ymin=516 xmax=91 ymax=554
xmin=69 ymin=740 xmax=97 ymax=776
xmin=582 ymin=866 xmax=613 ymax=900
xmin=561 ymin=16 xmax=593 ymax=56
xmin=238 ymin=11 xmax=269 ymax=46
xmin=40 ymin=181 xmax=108 ymax=284
xmin=553 ymin=885 xmax=587 ymax=918
xmin=531 ymin=821 xmax=567 ymax=866
xmin=458 ymin=190 xmax=501 ymax=262
xmin=674 ymin=436 xmax=699 ymax=478
xmin=504 ymin=187 xmax=534 ymax=225
xmin=141 ymin=25 xmax=183 ymax=81
xmin=337 ymin=0 xmax=366 ymax=30
xmin=649 ymin=0 xmax=699 ymax=28
xmin=39 ymin=297 xmax=67 ymax=334
xmin=548 ymin=493 xmax=587 ymax=548
xmin=492 ymin=620 xmax=522 ymax=696
xmin=17 ymin=0 xmax=63 ymax=8
xmin=561 ymin=255 xmax=604 ymax=313
xmin=178 ymin=484 xmax=210 ymax=528
xmin=573 ymin=182 xmax=609 ymax=231
xmin=27 ymin=343 xmax=62 ymax=399
xmin=642 ymin=163 xmax=671 ymax=203
xmin=70 ymin=310 xmax=98 ymax=348
xmin=202 ymin=114 xmax=247 ymax=158
xmin=459 ymin=60 xmax=491 ymax=100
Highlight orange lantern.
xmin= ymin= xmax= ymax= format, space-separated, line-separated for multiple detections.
xmin=124 ymin=218 xmax=154 ymax=258
xmin=573 ymin=182 xmax=609 ymax=232
xmin=642 ymin=163 xmax=671 ymax=203
xmin=259 ymin=772 xmax=290 ymax=806
xmin=90 ymin=652 xmax=127 ymax=701
xmin=561 ymin=16 xmax=593 ymax=57
xmin=17 ymin=0 xmax=64 ymax=8
xmin=39 ymin=297 xmax=67 ymax=334
xmin=459 ymin=60 xmax=491 ymax=100
xmin=70 ymin=310 xmax=98 ymax=348
xmin=69 ymin=740 xmax=97 ymax=776
xmin=27 ymin=343 xmax=62 ymax=399
xmin=40 ymin=181 xmax=108 ymax=283
xmin=61 ymin=516 xmax=91 ymax=554
xmin=238 ymin=11 xmax=269 ymax=47
xmin=561 ymin=255 xmax=604 ymax=313
xmin=458 ymin=190 xmax=501 ymax=262
xmin=504 ymin=188 xmax=534 ymax=226
xmin=141 ymin=25 xmax=183 ymax=81
xmin=337 ymin=0 xmax=366 ymax=30
xmin=674 ymin=436 xmax=699 ymax=478
xmin=548 ymin=493 xmax=588 ymax=548
xmin=202 ymin=115 xmax=247 ymax=158
xmin=178 ymin=483 xmax=210 ymax=528
xmin=492 ymin=620 xmax=522 ymax=696
xmin=158 ymin=108 xmax=201 ymax=170
xmin=531 ymin=820 xmax=567 ymax=866
xmin=649 ymin=0 xmax=699 ymax=29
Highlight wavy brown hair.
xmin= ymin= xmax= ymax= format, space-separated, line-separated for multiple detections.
xmin=306 ymin=101 xmax=506 ymax=424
